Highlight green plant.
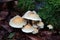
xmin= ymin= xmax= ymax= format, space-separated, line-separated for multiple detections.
xmin=18 ymin=0 xmax=60 ymax=29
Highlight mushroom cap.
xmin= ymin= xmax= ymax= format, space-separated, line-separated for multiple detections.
xmin=47 ymin=25 xmax=53 ymax=29
xmin=32 ymin=28 xmax=39 ymax=34
xmin=37 ymin=22 xmax=44 ymax=28
xmin=22 ymin=11 xmax=42 ymax=21
xmin=22 ymin=24 xmax=34 ymax=33
xmin=9 ymin=15 xmax=27 ymax=28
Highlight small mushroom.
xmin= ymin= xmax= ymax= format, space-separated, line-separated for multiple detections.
xmin=33 ymin=24 xmax=38 ymax=28
xmin=22 ymin=24 xmax=34 ymax=33
xmin=37 ymin=21 xmax=44 ymax=28
xmin=32 ymin=28 xmax=39 ymax=34
xmin=47 ymin=24 xmax=53 ymax=29
xmin=22 ymin=11 xmax=42 ymax=21
xmin=9 ymin=15 xmax=27 ymax=28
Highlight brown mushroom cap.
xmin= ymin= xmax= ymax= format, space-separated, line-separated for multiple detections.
xmin=22 ymin=11 xmax=42 ymax=21
xmin=22 ymin=24 xmax=34 ymax=33
xmin=9 ymin=15 xmax=27 ymax=28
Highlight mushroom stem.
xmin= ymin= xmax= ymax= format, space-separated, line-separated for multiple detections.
xmin=27 ymin=20 xmax=32 ymax=25
xmin=32 ymin=20 xmax=35 ymax=24
xmin=32 ymin=21 xmax=38 ymax=26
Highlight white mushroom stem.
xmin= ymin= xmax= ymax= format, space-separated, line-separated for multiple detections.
xmin=32 ymin=20 xmax=35 ymax=24
xmin=27 ymin=20 xmax=32 ymax=25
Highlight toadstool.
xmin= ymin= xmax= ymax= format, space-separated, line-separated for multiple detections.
xmin=9 ymin=15 xmax=27 ymax=28
xmin=22 ymin=24 xmax=34 ymax=33
xmin=47 ymin=24 xmax=53 ymax=29
xmin=37 ymin=21 xmax=44 ymax=29
xmin=22 ymin=11 xmax=42 ymax=21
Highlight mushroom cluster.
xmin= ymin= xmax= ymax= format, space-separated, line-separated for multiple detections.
xmin=9 ymin=11 xmax=53 ymax=34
